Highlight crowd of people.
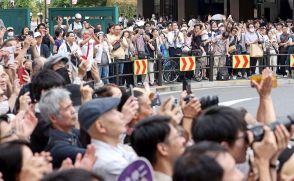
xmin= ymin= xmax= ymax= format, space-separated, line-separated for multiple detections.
xmin=0 ymin=12 xmax=293 ymax=181
xmin=1 ymin=13 xmax=294 ymax=85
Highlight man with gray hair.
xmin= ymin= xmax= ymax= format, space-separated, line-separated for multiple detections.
xmin=39 ymin=87 xmax=85 ymax=168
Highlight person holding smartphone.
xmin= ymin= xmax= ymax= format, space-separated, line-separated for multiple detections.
xmin=94 ymin=32 xmax=112 ymax=84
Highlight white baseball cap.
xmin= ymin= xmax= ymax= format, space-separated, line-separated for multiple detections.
xmin=7 ymin=27 xmax=14 ymax=31
xmin=34 ymin=32 xmax=42 ymax=38
xmin=75 ymin=13 xmax=82 ymax=19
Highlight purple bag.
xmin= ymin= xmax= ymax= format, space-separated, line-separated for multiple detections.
xmin=117 ymin=158 xmax=154 ymax=181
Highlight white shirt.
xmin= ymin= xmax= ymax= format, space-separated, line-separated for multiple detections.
xmin=167 ymin=30 xmax=184 ymax=48
xmin=58 ymin=42 xmax=82 ymax=56
xmin=154 ymin=171 xmax=172 ymax=181
xmin=79 ymin=39 xmax=95 ymax=71
xmin=69 ymin=21 xmax=83 ymax=31
xmin=58 ymin=42 xmax=82 ymax=81
xmin=36 ymin=45 xmax=41 ymax=56
xmin=92 ymin=139 xmax=137 ymax=181
xmin=95 ymin=41 xmax=112 ymax=64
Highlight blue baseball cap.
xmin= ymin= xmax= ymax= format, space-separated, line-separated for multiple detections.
xmin=78 ymin=97 xmax=121 ymax=130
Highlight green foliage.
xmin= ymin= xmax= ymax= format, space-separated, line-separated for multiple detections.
xmin=76 ymin=0 xmax=107 ymax=7
xmin=111 ymin=2 xmax=136 ymax=18
xmin=50 ymin=0 xmax=71 ymax=8
xmin=15 ymin=0 xmax=32 ymax=7
xmin=0 ymin=0 xmax=134 ymax=19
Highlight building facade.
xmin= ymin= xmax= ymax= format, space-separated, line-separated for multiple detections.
xmin=137 ymin=0 xmax=293 ymax=22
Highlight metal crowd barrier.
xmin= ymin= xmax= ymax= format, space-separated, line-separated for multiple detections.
xmin=97 ymin=52 xmax=294 ymax=86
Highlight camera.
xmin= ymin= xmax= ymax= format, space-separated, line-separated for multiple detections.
xmin=248 ymin=114 xmax=294 ymax=142
xmin=17 ymin=35 xmax=26 ymax=42
xmin=184 ymin=95 xmax=219 ymax=110
xmin=199 ymin=96 xmax=219 ymax=110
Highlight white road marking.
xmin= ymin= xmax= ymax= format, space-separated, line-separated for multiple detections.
xmin=219 ymin=97 xmax=258 ymax=106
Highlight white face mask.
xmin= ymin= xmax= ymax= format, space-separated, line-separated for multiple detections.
xmin=0 ymin=100 xmax=9 ymax=115
xmin=7 ymin=32 xmax=14 ymax=37
xmin=249 ymin=28 xmax=255 ymax=33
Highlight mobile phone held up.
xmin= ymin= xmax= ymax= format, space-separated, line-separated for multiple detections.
xmin=2 ymin=46 xmax=15 ymax=65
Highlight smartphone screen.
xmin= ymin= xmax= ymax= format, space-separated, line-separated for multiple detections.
xmin=2 ymin=46 xmax=15 ymax=64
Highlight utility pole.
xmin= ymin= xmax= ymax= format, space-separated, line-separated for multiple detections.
xmin=45 ymin=0 xmax=47 ymax=24
xmin=293 ymin=0 xmax=294 ymax=23
xmin=224 ymin=0 xmax=227 ymax=16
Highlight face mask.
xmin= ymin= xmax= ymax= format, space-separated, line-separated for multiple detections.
xmin=0 ymin=100 xmax=9 ymax=115
xmin=7 ymin=32 xmax=14 ymax=37
xmin=249 ymin=28 xmax=255 ymax=32
xmin=55 ymin=67 xmax=71 ymax=84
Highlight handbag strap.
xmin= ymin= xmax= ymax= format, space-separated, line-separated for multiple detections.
xmin=255 ymin=32 xmax=260 ymax=43
xmin=85 ymin=41 xmax=90 ymax=58
xmin=65 ymin=42 xmax=72 ymax=53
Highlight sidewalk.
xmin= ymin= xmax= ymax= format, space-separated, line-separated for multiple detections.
xmin=151 ymin=79 xmax=294 ymax=93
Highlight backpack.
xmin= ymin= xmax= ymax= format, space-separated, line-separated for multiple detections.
xmin=216 ymin=68 xmax=229 ymax=81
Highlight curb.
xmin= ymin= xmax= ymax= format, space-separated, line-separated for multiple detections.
xmin=151 ymin=79 xmax=294 ymax=93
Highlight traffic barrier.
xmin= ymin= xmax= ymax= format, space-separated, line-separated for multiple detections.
xmin=232 ymin=55 xmax=250 ymax=69
xmin=134 ymin=59 xmax=148 ymax=75
xmin=291 ymin=54 xmax=294 ymax=68
xmin=180 ymin=56 xmax=196 ymax=71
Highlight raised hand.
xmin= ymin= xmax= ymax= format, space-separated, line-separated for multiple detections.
xmin=251 ymin=68 xmax=274 ymax=99
xmin=159 ymin=97 xmax=182 ymax=124
xmin=80 ymin=84 xmax=94 ymax=104
xmin=91 ymin=61 xmax=100 ymax=83
xmin=121 ymin=96 xmax=139 ymax=124
xmin=74 ymin=144 xmax=97 ymax=171
xmin=180 ymin=91 xmax=202 ymax=119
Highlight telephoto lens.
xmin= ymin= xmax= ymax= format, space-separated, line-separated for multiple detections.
xmin=247 ymin=114 xmax=294 ymax=142
xmin=199 ymin=96 xmax=219 ymax=110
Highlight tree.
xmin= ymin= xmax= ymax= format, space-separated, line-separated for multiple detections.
xmin=76 ymin=0 xmax=106 ymax=7
xmin=50 ymin=0 xmax=71 ymax=8
xmin=15 ymin=0 xmax=32 ymax=7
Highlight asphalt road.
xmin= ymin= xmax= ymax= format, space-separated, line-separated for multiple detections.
xmin=158 ymin=84 xmax=294 ymax=120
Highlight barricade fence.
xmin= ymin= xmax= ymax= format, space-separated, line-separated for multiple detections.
xmin=97 ymin=52 xmax=294 ymax=86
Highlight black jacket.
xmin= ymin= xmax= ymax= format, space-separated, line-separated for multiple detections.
xmin=27 ymin=44 xmax=50 ymax=59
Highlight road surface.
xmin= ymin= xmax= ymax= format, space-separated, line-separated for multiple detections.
xmin=158 ymin=84 xmax=294 ymax=120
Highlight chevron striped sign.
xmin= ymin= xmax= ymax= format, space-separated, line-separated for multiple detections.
xmin=180 ymin=56 xmax=196 ymax=71
xmin=134 ymin=59 xmax=148 ymax=75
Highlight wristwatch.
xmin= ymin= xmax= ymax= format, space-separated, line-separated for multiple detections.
xmin=269 ymin=160 xmax=280 ymax=170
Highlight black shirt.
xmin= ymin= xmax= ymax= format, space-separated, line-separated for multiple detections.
xmin=42 ymin=35 xmax=51 ymax=49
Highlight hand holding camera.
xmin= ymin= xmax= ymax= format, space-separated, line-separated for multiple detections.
xmin=180 ymin=91 xmax=201 ymax=119
xmin=252 ymin=126 xmax=278 ymax=162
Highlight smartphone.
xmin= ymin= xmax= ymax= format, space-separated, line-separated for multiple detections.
xmin=182 ymin=79 xmax=192 ymax=95
xmin=250 ymin=74 xmax=277 ymax=88
xmin=17 ymin=67 xmax=27 ymax=85
xmin=22 ymin=83 xmax=36 ymax=104
xmin=150 ymin=92 xmax=162 ymax=107
xmin=25 ymin=54 xmax=31 ymax=60
xmin=28 ymin=30 xmax=34 ymax=37
xmin=2 ymin=46 xmax=15 ymax=64
xmin=129 ymin=85 xmax=134 ymax=97
xmin=172 ymin=97 xmax=178 ymax=110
